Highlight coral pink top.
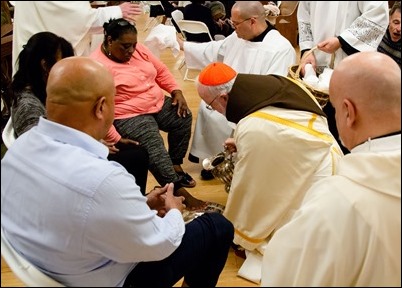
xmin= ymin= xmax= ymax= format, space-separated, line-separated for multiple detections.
xmin=90 ymin=43 xmax=180 ymax=143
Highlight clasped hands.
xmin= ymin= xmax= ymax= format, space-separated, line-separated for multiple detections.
xmin=146 ymin=183 xmax=186 ymax=217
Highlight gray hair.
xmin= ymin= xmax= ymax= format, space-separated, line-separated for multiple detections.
xmin=196 ymin=77 xmax=236 ymax=99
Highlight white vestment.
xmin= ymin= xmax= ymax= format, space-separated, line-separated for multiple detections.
xmin=12 ymin=1 xmax=122 ymax=75
xmin=227 ymin=105 xmax=343 ymax=283
xmin=184 ymin=30 xmax=296 ymax=161
xmin=297 ymin=1 xmax=389 ymax=68
xmin=261 ymin=135 xmax=401 ymax=287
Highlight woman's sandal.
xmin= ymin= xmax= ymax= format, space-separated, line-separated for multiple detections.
xmin=177 ymin=171 xmax=196 ymax=188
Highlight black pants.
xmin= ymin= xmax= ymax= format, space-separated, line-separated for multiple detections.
xmin=108 ymin=143 xmax=149 ymax=195
xmin=123 ymin=213 xmax=234 ymax=287
xmin=114 ymin=96 xmax=192 ymax=186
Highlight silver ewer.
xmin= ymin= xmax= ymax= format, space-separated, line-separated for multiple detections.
xmin=202 ymin=148 xmax=234 ymax=193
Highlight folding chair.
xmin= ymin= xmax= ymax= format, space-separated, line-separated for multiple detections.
xmin=2 ymin=116 xmax=15 ymax=148
xmin=1 ymin=226 xmax=65 ymax=287
xmin=170 ymin=9 xmax=184 ymax=37
xmin=176 ymin=19 xmax=213 ymax=81
xmin=144 ymin=1 xmax=166 ymax=32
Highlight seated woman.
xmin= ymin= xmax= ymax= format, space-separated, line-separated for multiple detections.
xmin=10 ymin=31 xmax=149 ymax=194
xmin=90 ymin=18 xmax=207 ymax=210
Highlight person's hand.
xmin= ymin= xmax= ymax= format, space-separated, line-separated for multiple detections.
xmin=146 ymin=183 xmax=185 ymax=216
xmin=317 ymin=37 xmax=341 ymax=54
xmin=171 ymin=90 xmax=191 ymax=118
xmin=119 ymin=2 xmax=143 ymax=23
xmin=119 ymin=137 xmax=140 ymax=146
xmin=224 ymin=137 xmax=237 ymax=153
xmin=216 ymin=18 xmax=224 ymax=29
xmin=100 ymin=139 xmax=119 ymax=154
xmin=300 ymin=52 xmax=317 ymax=77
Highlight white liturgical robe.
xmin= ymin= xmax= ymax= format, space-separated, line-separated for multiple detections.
xmin=12 ymin=1 xmax=122 ymax=75
xmin=297 ymin=1 xmax=389 ymax=68
xmin=261 ymin=135 xmax=401 ymax=287
xmin=184 ymin=29 xmax=296 ymax=161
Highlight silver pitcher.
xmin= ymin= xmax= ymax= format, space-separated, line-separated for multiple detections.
xmin=202 ymin=148 xmax=235 ymax=193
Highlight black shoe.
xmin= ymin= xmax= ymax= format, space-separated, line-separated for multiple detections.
xmin=176 ymin=171 xmax=196 ymax=188
xmin=201 ymin=169 xmax=214 ymax=180
xmin=188 ymin=153 xmax=200 ymax=163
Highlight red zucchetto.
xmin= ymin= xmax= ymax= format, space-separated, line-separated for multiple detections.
xmin=198 ymin=62 xmax=237 ymax=86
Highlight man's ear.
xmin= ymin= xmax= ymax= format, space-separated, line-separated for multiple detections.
xmin=344 ymin=98 xmax=356 ymax=128
xmin=94 ymin=96 xmax=106 ymax=119
xmin=220 ymin=93 xmax=229 ymax=103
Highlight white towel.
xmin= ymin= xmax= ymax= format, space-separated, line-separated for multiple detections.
xmin=237 ymin=250 xmax=263 ymax=284
xmin=144 ymin=24 xmax=180 ymax=58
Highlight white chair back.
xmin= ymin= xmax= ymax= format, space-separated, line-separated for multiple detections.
xmin=171 ymin=9 xmax=184 ymax=37
xmin=176 ymin=20 xmax=214 ymax=81
xmin=176 ymin=19 xmax=213 ymax=41
xmin=1 ymin=227 xmax=65 ymax=287
xmin=2 ymin=116 xmax=16 ymax=148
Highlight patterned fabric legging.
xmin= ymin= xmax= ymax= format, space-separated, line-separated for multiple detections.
xmin=114 ymin=96 xmax=192 ymax=186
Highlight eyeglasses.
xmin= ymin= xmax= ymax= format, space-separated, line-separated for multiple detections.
xmin=206 ymin=95 xmax=220 ymax=111
xmin=229 ymin=17 xmax=252 ymax=27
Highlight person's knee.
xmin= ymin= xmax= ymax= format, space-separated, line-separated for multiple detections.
xmin=204 ymin=213 xmax=234 ymax=241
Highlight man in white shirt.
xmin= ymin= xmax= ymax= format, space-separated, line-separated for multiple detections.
xmin=178 ymin=1 xmax=296 ymax=178
xmin=261 ymin=52 xmax=401 ymax=287
xmin=1 ymin=57 xmax=234 ymax=287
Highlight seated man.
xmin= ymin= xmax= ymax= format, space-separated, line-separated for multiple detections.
xmin=0 ymin=56 xmax=234 ymax=287
xmin=195 ymin=62 xmax=343 ymax=283
xmin=261 ymin=52 xmax=401 ymax=286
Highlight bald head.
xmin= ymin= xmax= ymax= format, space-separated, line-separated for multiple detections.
xmin=329 ymin=52 xmax=401 ymax=150
xmin=46 ymin=57 xmax=116 ymax=140
xmin=47 ymin=56 xmax=114 ymax=105
xmin=232 ymin=1 xmax=265 ymax=19
xmin=231 ymin=1 xmax=267 ymax=40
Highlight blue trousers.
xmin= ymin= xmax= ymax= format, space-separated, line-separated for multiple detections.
xmin=123 ymin=213 xmax=234 ymax=287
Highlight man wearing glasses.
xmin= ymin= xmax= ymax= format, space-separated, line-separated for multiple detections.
xmin=177 ymin=1 xmax=296 ymax=180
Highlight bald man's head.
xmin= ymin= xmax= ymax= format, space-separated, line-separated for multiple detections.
xmin=46 ymin=56 xmax=115 ymax=106
xmin=46 ymin=57 xmax=116 ymax=140
xmin=329 ymin=52 xmax=401 ymax=150
xmin=232 ymin=1 xmax=265 ymax=19
xmin=231 ymin=1 xmax=267 ymax=40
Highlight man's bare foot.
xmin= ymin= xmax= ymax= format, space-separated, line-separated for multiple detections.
xmin=175 ymin=187 xmax=206 ymax=210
